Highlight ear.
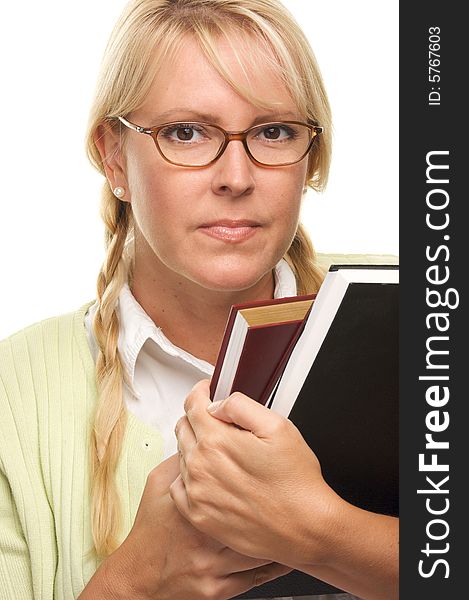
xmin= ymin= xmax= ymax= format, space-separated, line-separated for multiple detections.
xmin=94 ymin=123 xmax=130 ymax=202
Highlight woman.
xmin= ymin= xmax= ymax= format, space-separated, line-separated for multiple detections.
xmin=0 ymin=0 xmax=397 ymax=599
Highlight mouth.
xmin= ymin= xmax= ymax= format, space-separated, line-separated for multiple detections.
xmin=198 ymin=220 xmax=261 ymax=243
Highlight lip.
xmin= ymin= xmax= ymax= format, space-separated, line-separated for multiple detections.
xmin=199 ymin=220 xmax=261 ymax=243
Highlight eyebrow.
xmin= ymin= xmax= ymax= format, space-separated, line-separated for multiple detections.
xmin=143 ymin=108 xmax=301 ymax=127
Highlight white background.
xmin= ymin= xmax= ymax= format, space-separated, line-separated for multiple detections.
xmin=0 ymin=1 xmax=398 ymax=339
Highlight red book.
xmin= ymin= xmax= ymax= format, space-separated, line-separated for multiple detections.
xmin=210 ymin=294 xmax=315 ymax=405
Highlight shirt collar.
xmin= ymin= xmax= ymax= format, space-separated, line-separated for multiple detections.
xmin=117 ymin=258 xmax=298 ymax=384
xmin=273 ymin=257 xmax=297 ymax=298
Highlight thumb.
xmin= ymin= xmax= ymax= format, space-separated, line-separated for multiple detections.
xmin=207 ymin=392 xmax=283 ymax=438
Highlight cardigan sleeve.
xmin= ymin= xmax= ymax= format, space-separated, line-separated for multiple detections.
xmin=0 ymin=463 xmax=34 ymax=599
xmin=0 ymin=329 xmax=58 ymax=600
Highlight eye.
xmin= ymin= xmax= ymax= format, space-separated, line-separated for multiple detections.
xmin=159 ymin=123 xmax=208 ymax=144
xmin=176 ymin=126 xmax=195 ymax=141
xmin=255 ymin=124 xmax=298 ymax=142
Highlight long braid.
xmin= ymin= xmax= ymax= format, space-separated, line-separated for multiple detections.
xmin=91 ymin=185 xmax=132 ymax=557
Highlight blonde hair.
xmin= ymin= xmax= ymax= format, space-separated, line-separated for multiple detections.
xmin=86 ymin=0 xmax=332 ymax=557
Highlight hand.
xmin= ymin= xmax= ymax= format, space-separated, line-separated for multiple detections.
xmin=171 ymin=380 xmax=340 ymax=569
xmin=171 ymin=381 xmax=399 ymax=600
xmin=93 ymin=453 xmax=291 ymax=600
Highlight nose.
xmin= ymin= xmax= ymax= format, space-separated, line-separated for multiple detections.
xmin=211 ymin=140 xmax=255 ymax=198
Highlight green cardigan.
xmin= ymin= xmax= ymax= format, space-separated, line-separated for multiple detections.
xmin=0 ymin=253 xmax=398 ymax=598
xmin=0 ymin=304 xmax=164 ymax=599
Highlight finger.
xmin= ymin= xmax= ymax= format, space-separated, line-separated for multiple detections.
xmin=176 ymin=444 xmax=187 ymax=484
xmin=174 ymin=415 xmax=197 ymax=470
xmin=169 ymin=473 xmax=191 ymax=515
xmin=222 ymin=562 xmax=293 ymax=598
xmin=218 ymin=546 xmax=276 ymax=572
xmin=207 ymin=391 xmax=285 ymax=438
xmin=183 ymin=379 xmax=216 ymax=438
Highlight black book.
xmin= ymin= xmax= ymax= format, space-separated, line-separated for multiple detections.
xmin=235 ymin=264 xmax=399 ymax=599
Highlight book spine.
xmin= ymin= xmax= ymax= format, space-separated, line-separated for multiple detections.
xmin=230 ymin=320 xmax=304 ymax=404
xmin=209 ymin=306 xmax=239 ymax=400
xmin=258 ymin=304 xmax=312 ymax=405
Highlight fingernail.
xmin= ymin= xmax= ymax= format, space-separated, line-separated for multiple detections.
xmin=207 ymin=400 xmax=223 ymax=413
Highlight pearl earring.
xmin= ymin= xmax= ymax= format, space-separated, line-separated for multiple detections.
xmin=114 ymin=186 xmax=125 ymax=198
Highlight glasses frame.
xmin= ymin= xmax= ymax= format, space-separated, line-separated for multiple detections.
xmin=117 ymin=116 xmax=323 ymax=168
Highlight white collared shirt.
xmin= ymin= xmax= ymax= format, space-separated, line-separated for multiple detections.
xmin=85 ymin=259 xmax=297 ymax=458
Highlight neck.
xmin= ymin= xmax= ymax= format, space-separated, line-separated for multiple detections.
xmin=130 ymin=258 xmax=275 ymax=366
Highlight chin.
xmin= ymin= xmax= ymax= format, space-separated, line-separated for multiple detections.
xmin=191 ymin=259 xmax=274 ymax=294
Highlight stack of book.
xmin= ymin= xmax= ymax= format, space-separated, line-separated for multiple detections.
xmin=211 ymin=264 xmax=399 ymax=599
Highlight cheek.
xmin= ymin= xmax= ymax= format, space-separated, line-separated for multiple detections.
xmin=126 ymin=179 xmax=177 ymax=263
xmin=279 ymin=200 xmax=302 ymax=250
xmin=127 ymin=166 xmax=212 ymax=268
xmin=127 ymin=162 xmax=183 ymax=226
xmin=267 ymin=169 xmax=305 ymax=226
xmin=127 ymin=147 xmax=206 ymax=211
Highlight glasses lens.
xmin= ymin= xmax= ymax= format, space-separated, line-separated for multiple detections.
xmin=156 ymin=123 xmax=224 ymax=166
xmin=247 ymin=123 xmax=312 ymax=165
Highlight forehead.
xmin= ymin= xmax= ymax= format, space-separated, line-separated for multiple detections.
xmin=137 ymin=35 xmax=300 ymax=126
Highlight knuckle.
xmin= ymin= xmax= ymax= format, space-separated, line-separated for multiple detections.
xmin=191 ymin=513 xmax=205 ymax=531
xmin=191 ymin=510 xmax=206 ymax=532
xmin=184 ymin=451 xmax=204 ymax=480
xmin=187 ymin=485 xmax=209 ymax=518
xmin=190 ymin=504 xmax=209 ymax=529
xmin=197 ymin=435 xmax=217 ymax=455
xmin=192 ymin=552 xmax=212 ymax=576
xmin=227 ymin=392 xmax=243 ymax=407
xmin=197 ymin=436 xmax=226 ymax=464
xmin=271 ymin=414 xmax=292 ymax=436
xmin=200 ymin=579 xmax=223 ymax=600
xmin=184 ymin=476 xmax=200 ymax=501
xmin=184 ymin=436 xmax=226 ymax=486
xmin=182 ymin=483 xmax=209 ymax=525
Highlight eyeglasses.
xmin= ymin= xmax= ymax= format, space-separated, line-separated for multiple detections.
xmin=117 ymin=116 xmax=323 ymax=168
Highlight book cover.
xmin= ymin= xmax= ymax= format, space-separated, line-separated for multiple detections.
xmin=236 ymin=264 xmax=399 ymax=598
xmin=210 ymin=294 xmax=315 ymax=404
xmin=271 ymin=265 xmax=399 ymax=515
xmin=230 ymin=319 xmax=304 ymax=405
